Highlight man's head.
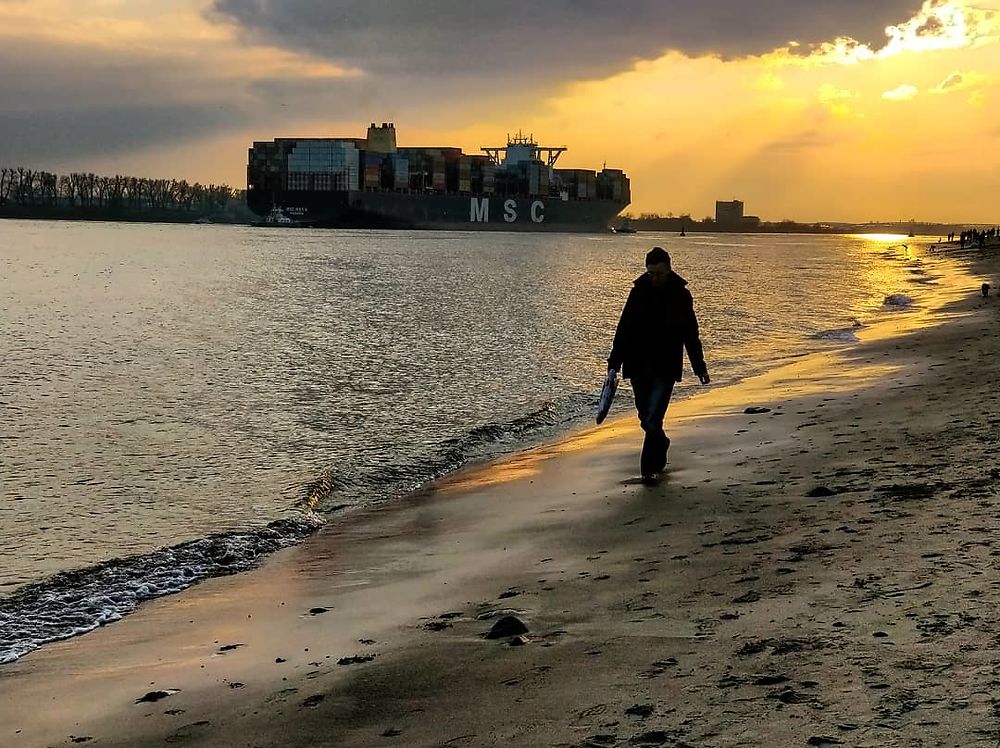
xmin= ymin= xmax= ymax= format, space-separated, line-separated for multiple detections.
xmin=645 ymin=246 xmax=672 ymax=288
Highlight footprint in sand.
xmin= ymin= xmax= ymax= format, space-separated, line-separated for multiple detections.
xmin=639 ymin=659 xmax=678 ymax=679
xmin=423 ymin=620 xmax=452 ymax=631
xmin=630 ymin=730 xmax=674 ymax=746
xmin=165 ymin=721 xmax=211 ymax=744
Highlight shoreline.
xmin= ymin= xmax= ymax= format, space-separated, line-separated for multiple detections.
xmin=3 ymin=245 xmax=998 ymax=746
xmin=2 ymin=214 xmax=993 ymax=239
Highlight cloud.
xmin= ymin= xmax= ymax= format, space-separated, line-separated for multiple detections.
xmin=931 ymin=69 xmax=991 ymax=94
xmin=0 ymin=105 xmax=244 ymax=167
xmin=755 ymin=72 xmax=786 ymax=91
xmin=0 ymin=30 xmax=359 ymax=168
xmin=818 ymin=85 xmax=860 ymax=104
xmin=882 ymin=83 xmax=919 ymax=101
xmin=209 ymin=0 xmax=922 ymax=83
xmin=0 ymin=36 xmax=248 ymax=167
xmin=771 ymin=0 xmax=1000 ymax=67
xmin=937 ymin=71 xmax=966 ymax=90
xmin=817 ymin=84 xmax=861 ymax=116
xmin=762 ymin=129 xmax=838 ymax=153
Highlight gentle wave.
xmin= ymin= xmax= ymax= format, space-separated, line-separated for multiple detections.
xmin=883 ymin=293 xmax=915 ymax=309
xmin=0 ymin=393 xmax=617 ymax=664
xmin=812 ymin=327 xmax=861 ymax=342
xmin=300 ymin=391 xmax=619 ymax=513
xmin=0 ymin=514 xmax=322 ymax=664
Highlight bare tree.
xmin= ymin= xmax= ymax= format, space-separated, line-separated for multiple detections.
xmin=1 ymin=165 xmax=236 ymax=215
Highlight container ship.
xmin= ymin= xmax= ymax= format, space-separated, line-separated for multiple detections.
xmin=246 ymin=123 xmax=630 ymax=232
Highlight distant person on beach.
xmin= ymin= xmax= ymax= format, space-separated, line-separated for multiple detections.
xmin=607 ymin=247 xmax=710 ymax=481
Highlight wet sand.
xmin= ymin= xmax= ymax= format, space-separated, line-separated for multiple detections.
xmin=3 ymin=249 xmax=1000 ymax=747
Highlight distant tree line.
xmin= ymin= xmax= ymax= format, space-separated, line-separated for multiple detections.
xmin=0 ymin=167 xmax=237 ymax=213
xmin=620 ymin=211 xmax=837 ymax=234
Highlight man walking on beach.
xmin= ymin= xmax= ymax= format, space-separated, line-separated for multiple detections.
xmin=607 ymin=247 xmax=710 ymax=481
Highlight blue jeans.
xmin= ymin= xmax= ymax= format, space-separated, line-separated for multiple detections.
xmin=631 ymin=372 xmax=675 ymax=476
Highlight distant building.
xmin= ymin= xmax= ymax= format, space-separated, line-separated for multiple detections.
xmin=715 ymin=199 xmax=744 ymax=227
xmin=366 ymin=122 xmax=398 ymax=154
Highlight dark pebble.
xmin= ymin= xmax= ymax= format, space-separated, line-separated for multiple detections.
xmin=625 ymin=703 xmax=654 ymax=719
xmin=338 ymin=654 xmax=376 ymax=665
xmin=485 ymin=615 xmax=529 ymax=639
xmin=135 ymin=690 xmax=175 ymax=704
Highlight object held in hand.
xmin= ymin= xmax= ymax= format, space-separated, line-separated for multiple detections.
xmin=596 ymin=370 xmax=618 ymax=424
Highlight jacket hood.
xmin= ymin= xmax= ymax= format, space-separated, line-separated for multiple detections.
xmin=633 ymin=271 xmax=688 ymax=289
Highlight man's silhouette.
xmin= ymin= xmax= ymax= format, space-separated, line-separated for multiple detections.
xmin=607 ymin=247 xmax=710 ymax=481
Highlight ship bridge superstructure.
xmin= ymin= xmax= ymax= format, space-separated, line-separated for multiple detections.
xmin=482 ymin=131 xmax=567 ymax=170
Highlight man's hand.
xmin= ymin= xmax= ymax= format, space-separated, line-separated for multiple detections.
xmin=698 ymin=372 xmax=711 ymax=385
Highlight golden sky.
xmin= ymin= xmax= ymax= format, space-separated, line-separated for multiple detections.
xmin=1 ymin=0 xmax=998 ymax=222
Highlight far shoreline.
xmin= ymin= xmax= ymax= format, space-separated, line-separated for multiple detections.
xmin=1 ymin=210 xmax=990 ymax=237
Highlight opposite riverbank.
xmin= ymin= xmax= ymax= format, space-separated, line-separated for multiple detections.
xmin=2 ymin=247 xmax=998 ymax=747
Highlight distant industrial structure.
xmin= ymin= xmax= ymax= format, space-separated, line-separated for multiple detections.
xmin=715 ymin=199 xmax=759 ymax=230
xmin=715 ymin=199 xmax=744 ymax=227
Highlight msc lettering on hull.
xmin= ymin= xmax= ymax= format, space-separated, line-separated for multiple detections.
xmin=470 ymin=198 xmax=545 ymax=224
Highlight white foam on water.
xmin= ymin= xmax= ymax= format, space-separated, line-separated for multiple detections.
xmin=812 ymin=328 xmax=861 ymax=342
xmin=0 ymin=513 xmax=323 ymax=664
xmin=883 ymin=293 xmax=915 ymax=309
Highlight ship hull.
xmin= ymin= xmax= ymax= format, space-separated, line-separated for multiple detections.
xmin=247 ymin=190 xmax=627 ymax=232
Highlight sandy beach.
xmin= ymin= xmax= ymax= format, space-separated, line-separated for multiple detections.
xmin=3 ymin=246 xmax=999 ymax=748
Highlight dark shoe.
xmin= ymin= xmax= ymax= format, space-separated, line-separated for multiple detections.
xmin=640 ymin=473 xmax=658 ymax=485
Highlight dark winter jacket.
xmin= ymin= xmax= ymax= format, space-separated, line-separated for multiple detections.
xmin=607 ymin=272 xmax=708 ymax=381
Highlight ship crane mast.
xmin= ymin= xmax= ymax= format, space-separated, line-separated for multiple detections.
xmin=482 ymin=130 xmax=567 ymax=168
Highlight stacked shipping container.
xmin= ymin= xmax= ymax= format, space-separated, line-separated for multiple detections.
xmin=597 ymin=168 xmax=629 ymax=202
xmin=248 ymin=133 xmax=629 ymax=204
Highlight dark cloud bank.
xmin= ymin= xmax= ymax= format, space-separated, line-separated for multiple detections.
xmin=2 ymin=0 xmax=925 ymax=166
xmin=211 ymin=0 xmax=923 ymax=80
